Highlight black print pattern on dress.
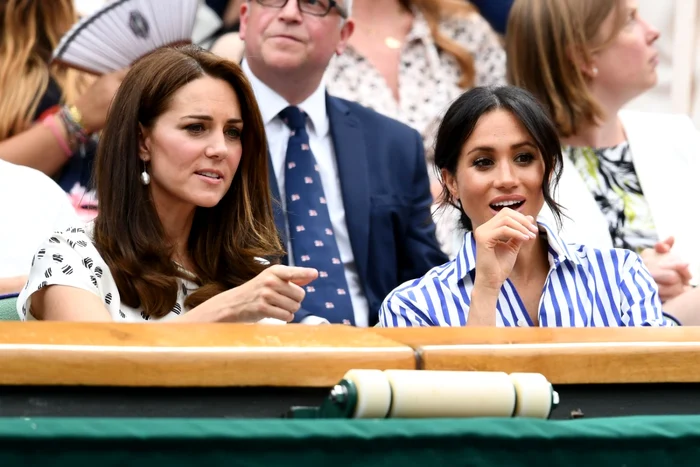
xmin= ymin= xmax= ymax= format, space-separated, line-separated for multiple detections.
xmin=37 ymin=249 xmax=46 ymax=259
xmin=119 ymin=310 xmax=126 ymax=318
xmin=565 ymin=143 xmax=658 ymax=252
xmin=140 ymin=311 xmax=149 ymax=321
xmin=104 ymin=292 xmax=112 ymax=305
xmin=94 ymin=266 xmax=103 ymax=278
xmin=52 ymin=254 xmax=63 ymax=263
xmin=83 ymin=257 xmax=94 ymax=269
xmin=44 ymin=268 xmax=52 ymax=278
xmin=49 ymin=237 xmax=59 ymax=244
xmin=90 ymin=275 xmax=98 ymax=288
xmin=61 ymin=265 xmax=74 ymax=275
xmin=37 ymin=281 xmax=47 ymax=289
xmin=171 ymin=303 xmax=182 ymax=315
xmin=76 ymin=240 xmax=88 ymax=248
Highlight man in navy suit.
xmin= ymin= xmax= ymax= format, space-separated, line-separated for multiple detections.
xmin=238 ymin=0 xmax=447 ymax=326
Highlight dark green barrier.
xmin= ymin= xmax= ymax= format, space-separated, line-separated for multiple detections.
xmin=0 ymin=416 xmax=699 ymax=466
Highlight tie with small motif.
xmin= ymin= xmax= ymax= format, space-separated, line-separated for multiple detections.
xmin=280 ymin=106 xmax=355 ymax=325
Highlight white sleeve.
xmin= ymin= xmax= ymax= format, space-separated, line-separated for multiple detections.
xmin=16 ymin=229 xmax=105 ymax=320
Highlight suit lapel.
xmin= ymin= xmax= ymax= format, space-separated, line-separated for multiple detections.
xmin=326 ymin=95 xmax=370 ymax=282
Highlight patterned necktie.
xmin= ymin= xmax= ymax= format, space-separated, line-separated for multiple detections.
xmin=280 ymin=106 xmax=355 ymax=325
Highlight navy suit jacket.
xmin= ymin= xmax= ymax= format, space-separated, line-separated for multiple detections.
xmin=269 ymin=95 xmax=448 ymax=326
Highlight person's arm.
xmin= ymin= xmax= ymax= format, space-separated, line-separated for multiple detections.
xmin=657 ymin=286 xmax=700 ymax=326
xmin=0 ymin=123 xmax=72 ymax=176
xmin=0 ymin=276 xmax=27 ymax=295
xmin=618 ymin=252 xmax=674 ymax=326
xmin=30 ymin=286 xmax=111 ymax=321
xmin=170 ymin=265 xmax=318 ymax=323
xmin=28 ymin=263 xmax=318 ymax=322
xmin=0 ymin=68 xmax=127 ymax=176
xmin=379 ymin=288 xmax=434 ymax=327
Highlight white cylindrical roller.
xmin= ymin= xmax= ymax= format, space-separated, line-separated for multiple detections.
xmin=343 ymin=369 xmax=392 ymax=418
xmin=509 ymin=373 xmax=555 ymax=419
xmin=383 ymin=370 xmax=516 ymax=418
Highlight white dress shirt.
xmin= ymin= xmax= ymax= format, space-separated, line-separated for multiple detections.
xmin=242 ymin=60 xmax=370 ymax=327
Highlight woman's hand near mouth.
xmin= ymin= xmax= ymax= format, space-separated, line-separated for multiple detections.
xmin=466 ymin=208 xmax=539 ymax=325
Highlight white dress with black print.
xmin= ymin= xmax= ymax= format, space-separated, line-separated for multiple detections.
xmin=18 ymin=224 xmax=205 ymax=322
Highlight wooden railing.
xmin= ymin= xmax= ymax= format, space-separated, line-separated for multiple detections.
xmin=0 ymin=323 xmax=698 ymax=386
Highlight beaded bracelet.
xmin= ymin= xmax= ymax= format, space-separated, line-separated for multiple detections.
xmin=41 ymin=114 xmax=73 ymax=157
xmin=56 ymin=105 xmax=98 ymax=158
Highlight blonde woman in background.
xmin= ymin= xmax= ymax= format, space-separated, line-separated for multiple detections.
xmin=0 ymin=0 xmax=125 ymax=209
xmin=506 ymin=0 xmax=700 ymax=325
xmin=325 ymin=0 xmax=506 ymax=144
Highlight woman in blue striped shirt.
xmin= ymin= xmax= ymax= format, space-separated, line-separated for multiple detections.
xmin=380 ymin=86 xmax=674 ymax=327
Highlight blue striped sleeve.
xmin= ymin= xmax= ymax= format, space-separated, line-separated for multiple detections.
xmin=618 ymin=252 xmax=671 ymax=327
xmin=379 ymin=284 xmax=432 ymax=327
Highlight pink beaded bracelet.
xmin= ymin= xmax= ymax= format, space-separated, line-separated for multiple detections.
xmin=41 ymin=114 xmax=73 ymax=157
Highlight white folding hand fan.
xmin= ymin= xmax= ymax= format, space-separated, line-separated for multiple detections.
xmin=53 ymin=0 xmax=199 ymax=75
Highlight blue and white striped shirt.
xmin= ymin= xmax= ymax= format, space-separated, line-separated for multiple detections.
xmin=380 ymin=220 xmax=673 ymax=327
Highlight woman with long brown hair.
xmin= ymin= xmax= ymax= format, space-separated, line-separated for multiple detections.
xmin=17 ymin=45 xmax=317 ymax=322
xmin=0 ymin=0 xmax=125 ymax=204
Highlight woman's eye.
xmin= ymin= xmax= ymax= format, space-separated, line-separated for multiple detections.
xmin=226 ymin=127 xmax=241 ymax=139
xmin=186 ymin=124 xmax=205 ymax=134
xmin=515 ymin=153 xmax=535 ymax=164
xmin=473 ymin=157 xmax=493 ymax=168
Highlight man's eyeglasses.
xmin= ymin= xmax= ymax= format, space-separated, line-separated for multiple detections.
xmin=255 ymin=0 xmax=348 ymax=19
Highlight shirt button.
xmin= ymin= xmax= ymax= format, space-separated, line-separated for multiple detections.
xmin=517 ymin=319 xmax=527 ymax=327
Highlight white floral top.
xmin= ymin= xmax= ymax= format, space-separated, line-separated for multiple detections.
xmin=17 ymin=223 xmax=284 ymax=324
xmin=324 ymin=10 xmax=506 ymax=157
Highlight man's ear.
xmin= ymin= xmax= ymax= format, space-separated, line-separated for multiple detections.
xmin=335 ymin=18 xmax=354 ymax=55
xmin=441 ymin=168 xmax=459 ymax=200
xmin=239 ymin=2 xmax=249 ymax=41
xmin=138 ymin=124 xmax=151 ymax=162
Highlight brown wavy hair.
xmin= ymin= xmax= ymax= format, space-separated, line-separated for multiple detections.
xmin=505 ymin=0 xmax=626 ymax=137
xmin=0 ymin=0 xmax=89 ymax=139
xmin=401 ymin=0 xmax=478 ymax=88
xmin=93 ymin=45 xmax=284 ymax=318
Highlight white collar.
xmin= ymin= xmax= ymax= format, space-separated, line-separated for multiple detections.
xmin=242 ymin=59 xmax=329 ymax=137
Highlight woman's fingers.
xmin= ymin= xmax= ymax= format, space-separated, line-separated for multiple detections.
xmin=258 ymin=304 xmax=296 ymax=322
xmin=499 ymin=215 xmax=537 ymax=240
xmin=492 ymin=225 xmax=533 ymax=243
xmin=265 ymin=290 xmax=304 ymax=315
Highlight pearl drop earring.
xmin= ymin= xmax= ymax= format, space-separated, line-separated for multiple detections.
xmin=140 ymin=162 xmax=150 ymax=186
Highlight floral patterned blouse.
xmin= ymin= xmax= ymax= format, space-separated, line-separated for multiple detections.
xmin=324 ymin=9 xmax=506 ymax=159
xmin=564 ymin=142 xmax=659 ymax=253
